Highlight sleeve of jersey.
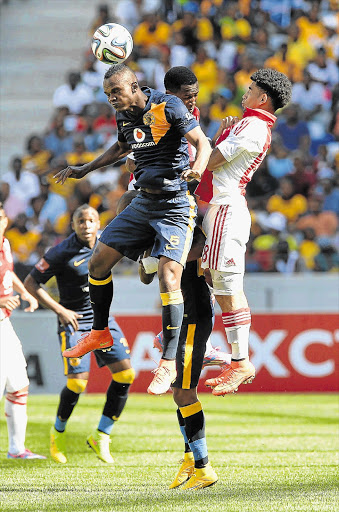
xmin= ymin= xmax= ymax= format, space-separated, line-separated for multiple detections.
xmin=29 ymin=247 xmax=61 ymax=284
xmin=216 ymin=121 xmax=266 ymax=163
xmin=165 ymin=97 xmax=199 ymax=136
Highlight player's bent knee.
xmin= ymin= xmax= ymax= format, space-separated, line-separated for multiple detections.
xmin=67 ymin=378 xmax=88 ymax=394
xmin=112 ymin=368 xmax=135 ymax=384
xmin=210 ymin=270 xmax=244 ymax=295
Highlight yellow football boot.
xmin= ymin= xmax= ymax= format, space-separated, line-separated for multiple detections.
xmin=50 ymin=426 xmax=67 ymax=464
xmin=182 ymin=462 xmax=218 ymax=490
xmin=169 ymin=452 xmax=195 ymax=489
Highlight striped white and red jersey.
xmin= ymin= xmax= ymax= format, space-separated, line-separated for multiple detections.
xmin=0 ymin=237 xmax=14 ymax=318
xmin=197 ymin=108 xmax=276 ymax=205
xmin=128 ymin=106 xmax=200 ymax=189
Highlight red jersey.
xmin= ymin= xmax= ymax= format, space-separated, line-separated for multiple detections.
xmin=0 ymin=237 xmax=14 ymax=318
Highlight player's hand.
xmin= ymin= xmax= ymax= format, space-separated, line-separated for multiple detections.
xmin=58 ymin=308 xmax=83 ymax=331
xmin=220 ymin=116 xmax=239 ymax=130
xmin=0 ymin=295 xmax=21 ymax=312
xmin=181 ymin=168 xmax=203 ymax=182
xmin=54 ymin=164 xmax=90 ymax=185
xmin=20 ymin=291 xmax=38 ymax=312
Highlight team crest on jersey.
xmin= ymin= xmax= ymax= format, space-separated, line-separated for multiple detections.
xmin=143 ymin=111 xmax=155 ymax=126
xmin=133 ymin=128 xmax=146 ymax=142
xmin=35 ymin=258 xmax=50 ymax=273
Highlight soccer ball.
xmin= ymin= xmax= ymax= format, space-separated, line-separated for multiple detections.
xmin=91 ymin=23 xmax=133 ymax=66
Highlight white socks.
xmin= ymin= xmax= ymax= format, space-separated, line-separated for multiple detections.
xmin=5 ymin=395 xmax=28 ymax=455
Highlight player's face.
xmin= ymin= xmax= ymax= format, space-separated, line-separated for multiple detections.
xmin=0 ymin=209 xmax=8 ymax=238
xmin=241 ymin=82 xmax=267 ymax=110
xmin=173 ymin=83 xmax=199 ymax=113
xmin=103 ymin=75 xmax=136 ymax=112
xmin=72 ymin=209 xmax=100 ymax=247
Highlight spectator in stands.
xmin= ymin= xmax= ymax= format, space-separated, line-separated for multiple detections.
xmin=169 ymin=31 xmax=194 ymax=68
xmin=234 ymin=55 xmax=258 ymax=93
xmin=296 ymin=3 xmax=327 ymax=48
xmin=266 ymin=140 xmax=294 ymax=180
xmin=53 ymin=71 xmax=94 ymax=115
xmin=22 ymin=135 xmax=52 ymax=175
xmin=89 ymin=3 xmax=112 ymax=35
xmin=315 ymin=169 xmax=339 ymax=217
xmin=264 ymin=43 xmax=302 ymax=83
xmin=172 ymin=2 xmax=214 ymax=54
xmin=286 ymin=23 xmax=315 ymax=73
xmin=291 ymin=69 xmax=331 ymax=122
xmin=245 ymin=28 xmax=274 ymax=68
xmin=314 ymin=238 xmax=339 ymax=272
xmin=290 ymin=152 xmax=317 ymax=198
xmin=274 ymin=104 xmax=310 ymax=153
xmin=246 ymin=161 xmax=279 ymax=211
xmin=5 ymin=213 xmax=41 ymax=268
xmin=44 ymin=124 xmax=74 ymax=158
xmin=115 ymin=0 xmax=142 ymax=33
xmin=298 ymin=227 xmax=321 ymax=271
xmin=267 ymin=176 xmax=308 ymax=223
xmin=306 ymin=46 xmax=339 ymax=88
xmin=36 ymin=177 xmax=67 ymax=227
xmin=295 ymin=195 xmax=338 ymax=239
xmin=219 ymin=2 xmax=251 ymax=44
xmin=65 ymin=137 xmax=98 ymax=166
xmin=191 ymin=45 xmax=218 ymax=104
xmin=2 ymin=157 xmax=40 ymax=213
xmin=133 ymin=12 xmax=171 ymax=57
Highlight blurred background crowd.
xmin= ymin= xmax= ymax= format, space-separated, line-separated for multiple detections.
xmin=0 ymin=0 xmax=338 ymax=283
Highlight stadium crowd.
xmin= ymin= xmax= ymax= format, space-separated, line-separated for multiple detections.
xmin=1 ymin=0 xmax=338 ymax=286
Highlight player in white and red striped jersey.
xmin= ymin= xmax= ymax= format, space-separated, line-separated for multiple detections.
xmin=0 ymin=202 xmax=46 ymax=460
xmin=190 ymin=69 xmax=292 ymax=396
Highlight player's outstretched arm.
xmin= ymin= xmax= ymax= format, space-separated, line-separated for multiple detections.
xmin=181 ymin=126 xmax=212 ymax=182
xmin=12 ymin=272 xmax=38 ymax=312
xmin=54 ymin=140 xmax=131 ymax=184
xmin=24 ymin=275 xmax=82 ymax=330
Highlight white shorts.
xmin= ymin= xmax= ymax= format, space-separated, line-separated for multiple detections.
xmin=201 ymin=201 xmax=251 ymax=274
xmin=0 ymin=314 xmax=29 ymax=399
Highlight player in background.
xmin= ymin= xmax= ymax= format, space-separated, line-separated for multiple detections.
xmin=54 ymin=64 xmax=212 ymax=396
xmin=0 ymin=202 xmax=46 ymax=460
xmin=118 ymin=191 xmax=218 ymax=490
xmin=24 ymin=205 xmax=134 ymax=464
xmin=127 ymin=67 xmax=230 ymax=373
xmin=191 ymin=69 xmax=293 ymax=396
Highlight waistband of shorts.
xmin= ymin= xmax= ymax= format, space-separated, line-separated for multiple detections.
xmin=139 ymin=188 xmax=186 ymax=198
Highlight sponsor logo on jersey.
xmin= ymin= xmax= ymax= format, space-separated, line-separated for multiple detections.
xmin=166 ymin=325 xmax=179 ymax=330
xmin=35 ymin=258 xmax=50 ymax=273
xmin=131 ymin=141 xmax=156 ymax=149
xmin=224 ymin=258 xmax=236 ymax=267
xmin=133 ymin=128 xmax=146 ymax=142
xmin=122 ymin=121 xmax=131 ymax=126
xmin=143 ymin=111 xmax=156 ymax=126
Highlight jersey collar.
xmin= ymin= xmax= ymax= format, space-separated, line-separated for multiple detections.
xmin=243 ymin=108 xmax=277 ymax=128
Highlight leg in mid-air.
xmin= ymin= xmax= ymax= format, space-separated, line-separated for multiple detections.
xmin=204 ymin=284 xmax=255 ymax=395
xmin=147 ymin=257 xmax=184 ymax=395
xmin=202 ymin=203 xmax=255 ymax=395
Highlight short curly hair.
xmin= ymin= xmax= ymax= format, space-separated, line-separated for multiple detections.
xmin=164 ymin=67 xmax=198 ymax=92
xmin=250 ymin=69 xmax=292 ymax=111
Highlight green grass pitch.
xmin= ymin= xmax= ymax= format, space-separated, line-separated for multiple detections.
xmin=0 ymin=393 xmax=338 ymax=512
